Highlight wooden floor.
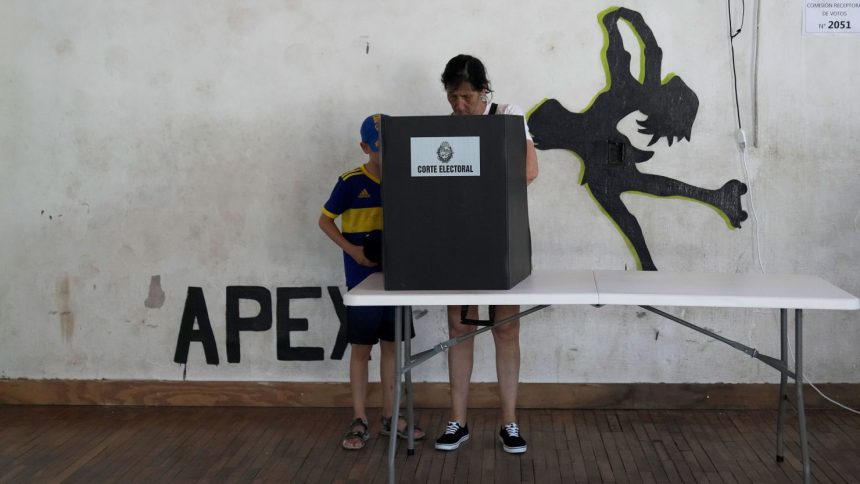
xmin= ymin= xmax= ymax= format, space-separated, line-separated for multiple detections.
xmin=1 ymin=406 xmax=859 ymax=483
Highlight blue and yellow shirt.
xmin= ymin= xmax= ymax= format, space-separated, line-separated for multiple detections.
xmin=322 ymin=165 xmax=383 ymax=289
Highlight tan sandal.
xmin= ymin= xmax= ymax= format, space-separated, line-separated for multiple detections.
xmin=380 ymin=415 xmax=425 ymax=440
xmin=342 ymin=418 xmax=369 ymax=450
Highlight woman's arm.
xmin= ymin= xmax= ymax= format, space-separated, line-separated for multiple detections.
xmin=525 ymin=140 xmax=539 ymax=184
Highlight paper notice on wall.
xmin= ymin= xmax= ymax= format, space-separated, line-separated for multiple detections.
xmin=805 ymin=2 xmax=860 ymax=33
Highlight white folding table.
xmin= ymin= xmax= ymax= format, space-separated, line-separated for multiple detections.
xmin=344 ymin=270 xmax=859 ymax=484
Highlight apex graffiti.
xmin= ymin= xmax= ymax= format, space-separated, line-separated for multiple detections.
xmin=174 ymin=286 xmax=349 ymax=365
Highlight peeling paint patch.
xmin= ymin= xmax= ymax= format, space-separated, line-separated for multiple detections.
xmin=56 ymin=276 xmax=74 ymax=342
xmin=145 ymin=275 xmax=165 ymax=309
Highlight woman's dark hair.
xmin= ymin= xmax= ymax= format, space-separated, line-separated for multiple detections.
xmin=441 ymin=54 xmax=493 ymax=93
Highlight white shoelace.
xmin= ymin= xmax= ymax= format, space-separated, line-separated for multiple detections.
xmin=444 ymin=421 xmax=461 ymax=434
xmin=503 ymin=423 xmax=519 ymax=437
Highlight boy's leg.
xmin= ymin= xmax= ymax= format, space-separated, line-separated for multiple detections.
xmin=350 ymin=344 xmax=373 ymax=421
xmin=378 ymin=311 xmax=425 ymax=439
xmin=379 ymin=340 xmax=395 ymax=418
xmin=379 ymin=340 xmax=409 ymax=430
xmin=343 ymin=343 xmax=373 ymax=449
xmin=344 ymin=306 xmax=390 ymax=448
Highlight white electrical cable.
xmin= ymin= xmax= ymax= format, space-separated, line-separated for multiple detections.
xmin=738 ymin=147 xmax=766 ymax=274
xmin=750 ymin=0 xmax=760 ymax=147
xmin=727 ymin=0 xmax=856 ymax=415
xmin=727 ymin=0 xmax=766 ymax=274
xmin=787 ymin=333 xmax=860 ymax=415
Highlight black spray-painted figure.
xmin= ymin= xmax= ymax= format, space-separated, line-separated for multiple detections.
xmin=528 ymin=7 xmax=748 ymax=271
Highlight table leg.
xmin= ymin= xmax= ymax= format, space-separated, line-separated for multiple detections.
xmin=405 ymin=306 xmax=415 ymax=455
xmin=388 ymin=305 xmax=404 ymax=484
xmin=795 ymin=309 xmax=810 ymax=484
xmin=776 ymin=308 xmax=787 ymax=462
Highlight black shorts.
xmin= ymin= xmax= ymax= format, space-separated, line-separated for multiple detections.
xmin=347 ymin=306 xmax=416 ymax=345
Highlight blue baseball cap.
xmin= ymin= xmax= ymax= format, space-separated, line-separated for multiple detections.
xmin=360 ymin=114 xmax=387 ymax=152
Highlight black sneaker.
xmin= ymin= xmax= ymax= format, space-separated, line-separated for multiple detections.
xmin=498 ymin=422 xmax=527 ymax=454
xmin=435 ymin=421 xmax=470 ymax=451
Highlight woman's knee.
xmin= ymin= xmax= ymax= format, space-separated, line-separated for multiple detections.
xmin=492 ymin=322 xmax=520 ymax=344
xmin=447 ymin=305 xmax=476 ymax=336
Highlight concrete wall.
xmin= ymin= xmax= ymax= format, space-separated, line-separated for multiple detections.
xmin=1 ymin=1 xmax=857 ymax=384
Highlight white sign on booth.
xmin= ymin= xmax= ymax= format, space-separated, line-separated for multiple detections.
xmin=410 ymin=136 xmax=481 ymax=177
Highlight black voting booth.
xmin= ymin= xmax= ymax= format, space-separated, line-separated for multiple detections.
xmin=380 ymin=115 xmax=532 ymax=290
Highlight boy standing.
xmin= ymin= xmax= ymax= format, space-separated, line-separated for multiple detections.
xmin=318 ymin=114 xmax=425 ymax=450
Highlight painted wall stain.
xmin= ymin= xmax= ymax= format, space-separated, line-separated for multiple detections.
xmin=104 ymin=46 xmax=128 ymax=76
xmin=41 ymin=210 xmax=62 ymax=221
xmin=145 ymin=275 xmax=166 ymax=309
xmin=227 ymin=7 xmax=257 ymax=34
xmin=55 ymin=276 xmax=75 ymax=342
xmin=54 ymin=38 xmax=73 ymax=56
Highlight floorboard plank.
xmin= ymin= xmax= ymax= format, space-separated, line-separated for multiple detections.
xmin=1 ymin=406 xmax=858 ymax=483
